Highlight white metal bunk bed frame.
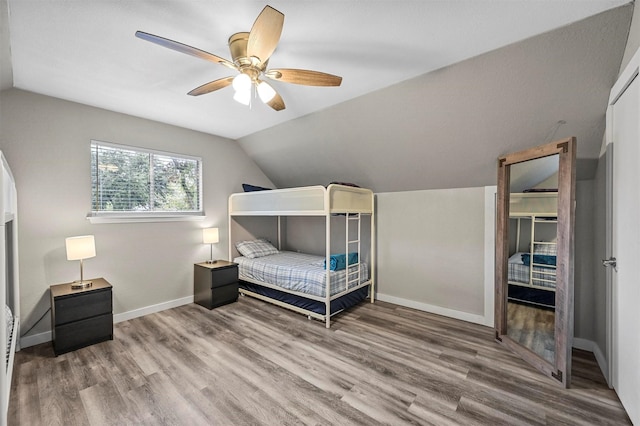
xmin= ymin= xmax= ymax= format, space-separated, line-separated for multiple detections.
xmin=0 ymin=151 xmax=20 ymax=424
xmin=509 ymin=192 xmax=558 ymax=292
xmin=228 ymin=184 xmax=375 ymax=328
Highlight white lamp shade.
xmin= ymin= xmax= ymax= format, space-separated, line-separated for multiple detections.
xmin=257 ymin=81 xmax=276 ymax=103
xmin=233 ymin=89 xmax=251 ymax=106
xmin=232 ymin=73 xmax=251 ymax=92
xmin=203 ymin=228 xmax=220 ymax=244
xmin=65 ymin=235 xmax=96 ymax=260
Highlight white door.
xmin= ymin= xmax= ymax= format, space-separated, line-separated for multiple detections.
xmin=608 ymin=61 xmax=640 ymax=424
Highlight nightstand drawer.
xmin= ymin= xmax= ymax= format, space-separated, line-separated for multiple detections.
xmin=211 ymin=282 xmax=239 ymax=308
xmin=54 ymin=313 xmax=113 ymax=355
xmin=210 ymin=266 xmax=238 ymax=288
xmin=194 ymin=263 xmax=238 ymax=288
xmin=54 ymin=288 xmax=112 ymax=326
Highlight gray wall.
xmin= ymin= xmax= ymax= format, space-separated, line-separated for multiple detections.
xmin=0 ymin=86 xmax=609 ymax=348
xmin=0 ymin=0 xmax=11 ymax=90
xmin=283 ymin=216 xmax=372 ymax=264
xmin=376 ymin=187 xmax=486 ymax=317
xmin=372 ymin=178 xmax=598 ymax=344
xmin=237 ymin=6 xmax=632 ymax=194
xmin=0 ymin=88 xmax=273 ymax=337
xmin=574 ymin=180 xmax=596 ymax=341
xmin=619 ymin=2 xmax=639 ymax=75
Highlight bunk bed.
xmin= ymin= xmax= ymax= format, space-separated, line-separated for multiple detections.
xmin=0 ymin=151 xmax=19 ymax=423
xmin=228 ymin=184 xmax=375 ymax=328
xmin=508 ymin=192 xmax=557 ymax=308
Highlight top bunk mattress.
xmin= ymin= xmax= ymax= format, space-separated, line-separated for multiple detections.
xmin=234 ymin=251 xmax=369 ymax=297
xmin=229 ymin=184 xmax=374 ymax=216
xmin=509 ymin=192 xmax=558 ymax=216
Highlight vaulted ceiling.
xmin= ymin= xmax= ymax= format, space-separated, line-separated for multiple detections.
xmin=1 ymin=1 xmax=634 ymax=192
xmin=238 ymin=5 xmax=634 ymax=192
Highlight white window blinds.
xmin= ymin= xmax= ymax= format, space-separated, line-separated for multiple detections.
xmin=91 ymin=141 xmax=202 ymax=214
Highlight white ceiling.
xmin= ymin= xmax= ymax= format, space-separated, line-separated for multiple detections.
xmin=3 ymin=0 xmax=631 ymax=140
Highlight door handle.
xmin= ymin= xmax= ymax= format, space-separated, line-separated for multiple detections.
xmin=602 ymin=257 xmax=617 ymax=271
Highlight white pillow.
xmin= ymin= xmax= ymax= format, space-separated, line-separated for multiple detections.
xmin=235 ymin=239 xmax=279 ymax=259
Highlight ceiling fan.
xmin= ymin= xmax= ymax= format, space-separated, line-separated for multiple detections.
xmin=135 ymin=5 xmax=342 ymax=111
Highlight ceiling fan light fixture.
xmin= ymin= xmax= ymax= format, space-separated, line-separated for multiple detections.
xmin=233 ymin=88 xmax=251 ymax=106
xmin=232 ymin=73 xmax=252 ymax=92
xmin=136 ymin=5 xmax=340 ymax=112
xmin=257 ymin=81 xmax=276 ymax=103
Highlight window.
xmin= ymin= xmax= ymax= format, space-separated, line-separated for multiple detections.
xmin=90 ymin=141 xmax=202 ymax=221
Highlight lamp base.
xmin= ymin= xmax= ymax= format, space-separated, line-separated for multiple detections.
xmin=71 ymin=280 xmax=93 ymax=289
xmin=206 ymin=259 xmax=218 ymax=264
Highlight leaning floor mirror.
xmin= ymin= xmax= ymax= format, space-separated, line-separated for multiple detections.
xmin=495 ymin=137 xmax=576 ymax=387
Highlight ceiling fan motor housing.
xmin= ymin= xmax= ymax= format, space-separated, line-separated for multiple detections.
xmin=229 ymin=32 xmax=268 ymax=78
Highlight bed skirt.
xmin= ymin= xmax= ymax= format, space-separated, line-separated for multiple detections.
xmin=239 ymin=281 xmax=369 ymax=316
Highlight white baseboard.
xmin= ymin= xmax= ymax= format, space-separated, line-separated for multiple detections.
xmin=572 ymin=337 xmax=593 ymax=352
xmin=592 ymin=343 xmax=609 ymax=385
xmin=377 ymin=293 xmax=487 ymax=326
xmin=113 ymin=295 xmax=193 ymax=323
xmin=573 ymin=337 xmax=609 ymax=385
xmin=20 ymin=331 xmax=52 ymax=349
xmin=19 ymin=295 xmax=194 ymax=349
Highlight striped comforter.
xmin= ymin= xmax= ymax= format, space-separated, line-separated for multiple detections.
xmin=234 ymin=251 xmax=369 ymax=297
xmin=508 ymin=252 xmax=556 ymax=290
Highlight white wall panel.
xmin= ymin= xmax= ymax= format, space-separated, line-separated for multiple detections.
xmin=376 ymin=187 xmax=486 ymax=317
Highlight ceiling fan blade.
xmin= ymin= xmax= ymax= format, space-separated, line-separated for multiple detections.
xmin=265 ymin=69 xmax=342 ymax=87
xmin=187 ymin=76 xmax=235 ymax=96
xmin=135 ymin=31 xmax=236 ymax=69
xmin=247 ymin=6 xmax=284 ymax=63
xmin=267 ymin=91 xmax=286 ymax=111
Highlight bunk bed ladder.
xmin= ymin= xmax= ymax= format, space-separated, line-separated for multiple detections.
xmin=530 ymin=215 xmax=558 ymax=289
xmin=345 ymin=213 xmax=361 ymax=289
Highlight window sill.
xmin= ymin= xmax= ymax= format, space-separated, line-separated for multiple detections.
xmin=87 ymin=213 xmax=205 ymax=224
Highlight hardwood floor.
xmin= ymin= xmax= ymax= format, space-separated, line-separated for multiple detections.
xmin=507 ymin=302 xmax=555 ymax=363
xmin=9 ymin=297 xmax=630 ymax=425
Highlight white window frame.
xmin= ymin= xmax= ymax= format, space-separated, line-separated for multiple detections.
xmin=87 ymin=140 xmax=204 ymax=224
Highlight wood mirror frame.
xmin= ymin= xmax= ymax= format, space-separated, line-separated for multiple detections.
xmin=495 ymin=137 xmax=576 ymax=387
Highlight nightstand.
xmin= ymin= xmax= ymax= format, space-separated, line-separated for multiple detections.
xmin=50 ymin=277 xmax=113 ymax=356
xmin=194 ymin=261 xmax=238 ymax=309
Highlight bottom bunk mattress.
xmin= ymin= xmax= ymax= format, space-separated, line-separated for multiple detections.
xmin=240 ymin=281 xmax=369 ymax=316
xmin=508 ymin=284 xmax=555 ymax=309
xmin=508 ymin=252 xmax=556 ymax=290
xmin=233 ymin=251 xmax=370 ymax=298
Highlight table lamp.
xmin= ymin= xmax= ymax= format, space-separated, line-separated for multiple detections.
xmin=65 ymin=235 xmax=96 ymax=289
xmin=203 ymin=228 xmax=219 ymax=264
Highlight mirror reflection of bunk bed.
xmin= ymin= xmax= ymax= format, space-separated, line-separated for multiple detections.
xmin=508 ymin=192 xmax=558 ymax=309
xmin=0 ymin=151 xmax=19 ymax=424
xmin=228 ymin=184 xmax=375 ymax=328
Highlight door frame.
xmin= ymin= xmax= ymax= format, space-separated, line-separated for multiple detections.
xmin=605 ymin=46 xmax=640 ymax=389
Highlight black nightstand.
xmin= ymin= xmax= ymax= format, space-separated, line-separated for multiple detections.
xmin=50 ymin=277 xmax=113 ymax=356
xmin=194 ymin=261 xmax=238 ymax=309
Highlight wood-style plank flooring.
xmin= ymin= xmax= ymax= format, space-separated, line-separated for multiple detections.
xmin=507 ymin=302 xmax=555 ymax=363
xmin=9 ymin=296 xmax=631 ymax=425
